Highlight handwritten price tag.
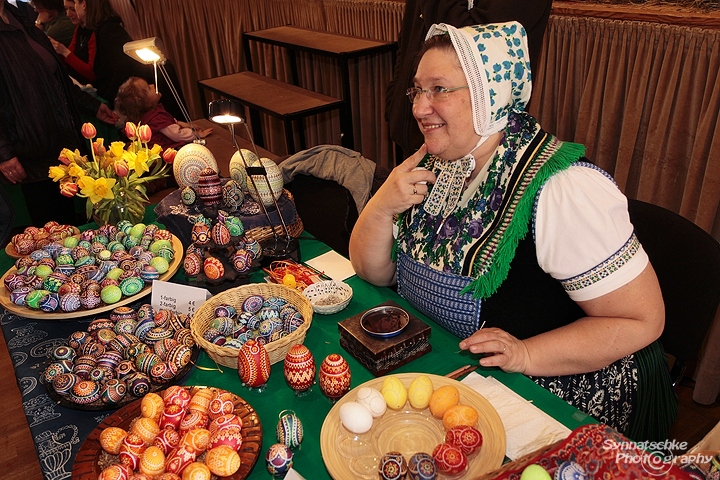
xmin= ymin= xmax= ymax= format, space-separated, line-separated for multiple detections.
xmin=150 ymin=280 xmax=211 ymax=316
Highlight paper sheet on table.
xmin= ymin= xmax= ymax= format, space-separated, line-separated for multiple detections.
xmin=462 ymin=372 xmax=571 ymax=460
xmin=304 ymin=250 xmax=356 ymax=281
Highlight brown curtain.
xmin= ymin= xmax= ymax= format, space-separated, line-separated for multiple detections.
xmin=133 ymin=0 xmax=403 ymax=169
xmin=530 ymin=15 xmax=720 ymax=241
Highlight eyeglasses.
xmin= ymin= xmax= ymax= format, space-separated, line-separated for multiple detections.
xmin=406 ymin=85 xmax=469 ymax=104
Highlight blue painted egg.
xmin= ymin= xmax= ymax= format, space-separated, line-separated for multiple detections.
xmin=554 ymin=461 xmax=587 ymax=480
xmin=266 ymin=443 xmax=294 ymax=476
xmin=276 ymin=411 xmax=304 ymax=449
xmin=408 ymin=452 xmax=437 ymax=480
xmin=380 ymin=451 xmax=408 ymax=480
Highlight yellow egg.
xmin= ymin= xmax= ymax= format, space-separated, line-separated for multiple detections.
xmin=139 ymin=445 xmax=166 ymax=477
xmin=381 ymin=376 xmax=408 ymax=410
xmin=205 ymin=445 xmax=241 ymax=477
xmin=141 ymin=392 xmax=165 ymax=422
xmin=407 ymin=374 xmax=434 ymax=409
xmin=282 ymin=273 xmax=296 ymax=288
xmin=99 ymin=426 xmax=127 ymax=455
xmin=429 ymin=384 xmax=459 ymax=418
xmin=131 ymin=417 xmax=160 ymax=446
xmin=182 ymin=461 xmax=212 ymax=480
xmin=442 ymin=403 xmax=479 ymax=429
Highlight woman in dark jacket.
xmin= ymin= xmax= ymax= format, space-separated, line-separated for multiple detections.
xmin=0 ymin=0 xmax=116 ymax=226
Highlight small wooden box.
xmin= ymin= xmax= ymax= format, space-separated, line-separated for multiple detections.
xmin=338 ymin=300 xmax=431 ymax=376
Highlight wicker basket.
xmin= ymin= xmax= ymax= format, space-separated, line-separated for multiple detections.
xmin=190 ymin=283 xmax=313 ymax=368
xmin=244 ymin=189 xmax=304 ymax=243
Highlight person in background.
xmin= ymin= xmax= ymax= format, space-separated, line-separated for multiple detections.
xmin=350 ymin=22 xmax=676 ymax=441
xmin=31 ymin=0 xmax=73 ymax=46
xmin=50 ymin=0 xmax=93 ymax=84
xmin=0 ymin=0 xmax=117 ymax=226
xmin=386 ymin=0 xmax=553 ymax=161
xmin=115 ymin=77 xmax=212 ymax=151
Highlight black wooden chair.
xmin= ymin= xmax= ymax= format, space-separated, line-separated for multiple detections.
xmin=628 ymin=198 xmax=720 ymax=387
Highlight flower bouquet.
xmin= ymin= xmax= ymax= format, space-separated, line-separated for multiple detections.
xmin=49 ymin=122 xmax=177 ymax=226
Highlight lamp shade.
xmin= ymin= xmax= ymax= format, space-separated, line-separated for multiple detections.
xmin=124 ymin=37 xmax=167 ymax=65
xmin=208 ymin=99 xmax=245 ymax=125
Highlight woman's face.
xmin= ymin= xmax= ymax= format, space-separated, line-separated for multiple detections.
xmin=64 ymin=0 xmax=78 ymax=25
xmin=412 ymin=47 xmax=479 ymax=161
xmin=74 ymin=0 xmax=86 ymax=26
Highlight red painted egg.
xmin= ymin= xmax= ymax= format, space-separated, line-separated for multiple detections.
xmin=183 ymin=252 xmax=203 ymax=277
xmin=319 ymin=353 xmax=351 ymax=400
xmin=119 ymin=432 xmax=146 ymax=470
xmin=211 ymin=222 xmax=231 ymax=246
xmin=203 ymin=256 xmax=225 ymax=281
xmin=179 ymin=410 xmax=210 ymax=433
xmin=159 ymin=404 xmax=186 ymax=430
xmin=237 ymin=339 xmax=271 ymax=388
xmin=432 ymin=442 xmax=468 ymax=475
xmin=164 ymin=445 xmax=197 ymax=474
xmin=209 ymin=414 xmax=243 ymax=436
xmin=153 ymin=428 xmax=181 ymax=455
xmin=208 ymin=426 xmax=243 ymax=451
xmin=445 ymin=425 xmax=483 ymax=455
xmin=191 ymin=222 xmax=210 ymax=246
xmin=283 ymin=344 xmax=316 ymax=393
xmin=163 ymin=385 xmax=192 ymax=409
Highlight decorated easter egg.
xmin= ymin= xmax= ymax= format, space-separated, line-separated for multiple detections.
xmin=209 ymin=414 xmax=243 ymax=436
xmin=554 ymin=461 xmax=587 ymax=480
xmin=101 ymin=285 xmax=122 ymax=304
xmin=126 ymin=371 xmax=151 ymax=397
xmin=408 ymin=452 xmax=437 ymax=480
xmin=231 ymin=249 xmax=253 ymax=275
xmin=443 ymin=403 xmax=479 ymax=430
xmin=205 ymin=445 xmax=241 ymax=477
xmin=208 ymin=425 xmax=243 ymax=451
xmin=355 ymin=386 xmax=387 ymax=417
xmin=164 ymin=444 xmax=197 ymax=475
xmin=203 ymin=256 xmax=224 ymax=281
xmin=159 ymin=403 xmax=186 ymax=430
xmin=181 ymin=462 xmax=211 ymax=480
xmin=339 ymin=401 xmax=373 ymax=434
xmin=153 ymin=428 xmax=181 ymax=455
xmin=222 ymin=179 xmax=245 ymax=210
xmin=276 ymin=411 xmax=304 ymax=448
xmin=140 ymin=265 xmax=160 ymax=283
xmin=208 ymin=390 xmax=235 ymax=419
xmin=191 ymin=222 xmax=211 ymax=246
xmin=173 ymin=143 xmax=218 ymax=189
xmin=150 ymin=256 xmax=170 ymax=274
xmin=379 ymin=451 xmax=408 ymax=480
xmin=429 ymin=385 xmax=459 ymax=418
xmin=432 ymin=442 xmax=467 ymax=476
xmin=139 ymin=445 xmax=165 ymax=477
xmin=181 ymin=186 xmax=197 ymax=205
xmin=237 ymin=339 xmax=271 ymax=387
xmin=180 ymin=428 xmax=211 ymax=454
xmin=97 ymin=464 xmax=131 ymax=480
xmin=141 ymin=392 xmax=165 ymax=421
xmin=119 ymin=432 xmax=147 ymax=470
xmin=100 ymin=378 xmax=127 ymax=404
xmin=381 ymin=376 xmax=408 ymax=410
xmin=229 ymin=148 xmax=256 ymax=189
xmin=196 ymin=167 xmax=223 ymax=206
xmin=283 ymin=344 xmax=316 ymax=393
xmin=246 ymin=157 xmax=284 ymax=206
xmin=445 ymin=425 xmax=483 ymax=455
xmin=408 ymin=374 xmax=434 ymax=409
xmin=521 ymin=464 xmax=552 ymax=480
xmin=120 ymin=276 xmax=144 ymax=296
xmin=188 ymin=388 xmax=215 ymax=415
xmin=265 ymin=443 xmax=294 ymax=476
xmin=183 ymin=252 xmax=203 ymax=277
xmin=211 ymin=222 xmax=231 ymax=246
xmin=100 ymin=427 xmax=128 ymax=455
xmin=132 ymin=417 xmax=161 ymax=447
xmin=164 ymin=385 xmax=192 ymax=409
xmin=179 ymin=410 xmax=210 ymax=433
xmin=319 ymin=353 xmax=351 ymax=400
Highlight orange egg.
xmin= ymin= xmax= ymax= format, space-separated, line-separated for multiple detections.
xmin=181 ymin=462 xmax=212 ymax=480
xmin=188 ymin=388 xmax=214 ymax=415
xmin=429 ymin=384 xmax=459 ymax=418
xmin=141 ymin=392 xmax=165 ymax=422
xmin=99 ymin=426 xmax=127 ymax=455
xmin=139 ymin=445 xmax=166 ymax=477
xmin=131 ymin=417 xmax=161 ymax=446
xmin=442 ymin=403 xmax=479 ymax=429
xmin=180 ymin=428 xmax=211 ymax=454
xmin=205 ymin=445 xmax=241 ymax=477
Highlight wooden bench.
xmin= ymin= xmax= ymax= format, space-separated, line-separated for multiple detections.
xmin=197 ymin=71 xmax=343 ymax=155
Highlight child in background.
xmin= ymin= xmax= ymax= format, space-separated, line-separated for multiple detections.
xmin=115 ymin=76 xmax=212 ymax=150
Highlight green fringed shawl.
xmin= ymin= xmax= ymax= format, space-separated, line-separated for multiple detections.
xmin=461 ymin=137 xmax=586 ymax=299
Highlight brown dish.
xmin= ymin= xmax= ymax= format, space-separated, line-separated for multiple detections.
xmin=360 ymin=305 xmax=410 ymax=338
xmin=71 ymin=385 xmax=263 ymax=480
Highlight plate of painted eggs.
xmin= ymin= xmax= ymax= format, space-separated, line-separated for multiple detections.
xmin=43 ymin=303 xmax=198 ymax=410
xmin=0 ymin=221 xmax=183 ymax=320
xmin=320 ymin=373 xmax=506 ymax=479
xmin=5 ymin=221 xmax=80 ymax=258
xmin=71 ymin=385 xmax=263 ymax=480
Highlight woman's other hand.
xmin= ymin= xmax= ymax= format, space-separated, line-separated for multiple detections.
xmin=50 ymin=37 xmax=70 ymax=57
xmin=459 ymin=327 xmax=530 ymax=374
xmin=96 ymin=104 xmax=118 ymax=124
xmin=197 ymin=127 xmax=213 ymax=139
xmin=1 ymin=157 xmax=27 ymax=184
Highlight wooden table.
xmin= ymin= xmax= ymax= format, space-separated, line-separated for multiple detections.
xmin=242 ymin=25 xmax=397 ymax=150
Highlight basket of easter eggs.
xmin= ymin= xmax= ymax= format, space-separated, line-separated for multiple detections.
xmin=190 ymin=282 xmax=313 ymax=368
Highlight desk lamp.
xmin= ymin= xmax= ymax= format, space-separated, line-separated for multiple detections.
xmin=208 ymin=98 xmax=299 ymax=263
xmin=123 ymin=37 xmax=202 ymax=143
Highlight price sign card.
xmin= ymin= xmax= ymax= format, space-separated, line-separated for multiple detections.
xmin=151 ymin=280 xmax=211 ymax=317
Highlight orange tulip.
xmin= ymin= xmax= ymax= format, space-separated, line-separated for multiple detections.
xmin=124 ymin=122 xmax=137 ymax=140
xmin=81 ymin=122 xmax=96 ymax=139
xmin=162 ymin=147 xmax=177 ymax=164
xmin=59 ymin=182 xmax=79 ymax=197
xmin=137 ymin=124 xmax=152 ymax=143
xmin=114 ymin=159 xmax=129 ymax=177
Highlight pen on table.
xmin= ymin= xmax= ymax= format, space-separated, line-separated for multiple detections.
xmin=445 ymin=364 xmax=478 ymax=379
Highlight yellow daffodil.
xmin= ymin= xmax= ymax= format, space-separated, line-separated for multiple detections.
xmin=67 ymin=163 xmax=86 ymax=179
xmin=48 ymin=165 xmax=68 ymax=182
xmin=124 ymin=150 xmax=150 ymax=176
xmin=79 ymin=176 xmax=116 ymax=204
xmin=150 ymin=144 xmax=162 ymax=156
xmin=109 ymin=141 xmax=126 ymax=158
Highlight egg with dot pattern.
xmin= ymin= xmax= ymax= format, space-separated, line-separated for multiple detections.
xmin=173 ymin=143 xmax=219 ymax=189
xmin=246 ymin=157 xmax=284 ymax=206
xmin=222 ymin=179 xmax=244 ymax=210
xmin=203 ymin=256 xmax=225 ymax=281
xmin=229 ymin=148 xmax=257 ymax=189
xmin=99 ymin=426 xmax=128 ymax=455
xmin=181 ymin=186 xmax=197 ymax=205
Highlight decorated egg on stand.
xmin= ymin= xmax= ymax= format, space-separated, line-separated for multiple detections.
xmin=222 ymin=179 xmax=244 ymax=211
xmin=276 ymin=410 xmax=303 ymax=449
xmin=319 ymin=353 xmax=351 ymax=402
xmin=237 ymin=339 xmax=271 ymax=390
xmin=246 ymin=157 xmax=284 ymax=206
xmin=173 ymin=143 xmax=218 ymax=189
xmin=265 ymin=443 xmax=294 ymax=477
xmin=196 ymin=167 xmax=223 ymax=206
xmin=181 ymin=185 xmax=197 ymax=206
xmin=283 ymin=344 xmax=315 ymax=395
xmin=203 ymin=256 xmax=225 ymax=281
xmin=229 ymin=148 xmax=257 ymax=189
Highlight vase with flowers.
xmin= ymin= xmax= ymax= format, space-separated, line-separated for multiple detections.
xmin=49 ymin=122 xmax=178 ymax=226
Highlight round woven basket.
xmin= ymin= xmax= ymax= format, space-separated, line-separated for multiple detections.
xmin=190 ymin=283 xmax=313 ymax=368
xmin=244 ymin=189 xmax=304 ymax=243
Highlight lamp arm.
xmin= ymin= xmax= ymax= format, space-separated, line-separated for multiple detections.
xmin=158 ymin=64 xmax=198 ymax=140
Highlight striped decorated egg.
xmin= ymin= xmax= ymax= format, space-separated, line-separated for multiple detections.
xmin=188 ymin=388 xmax=214 ymax=415
xmin=237 ymin=339 xmax=271 ymax=388
xmin=247 ymin=157 xmax=284 ymax=206
xmin=153 ymin=428 xmax=181 ymax=455
xmin=101 ymin=379 xmax=127 ymax=404
xmin=197 ymin=167 xmax=223 ymax=206
xmin=211 ymin=222 xmax=231 ymax=246
xmin=168 ymin=345 xmax=193 ymax=370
